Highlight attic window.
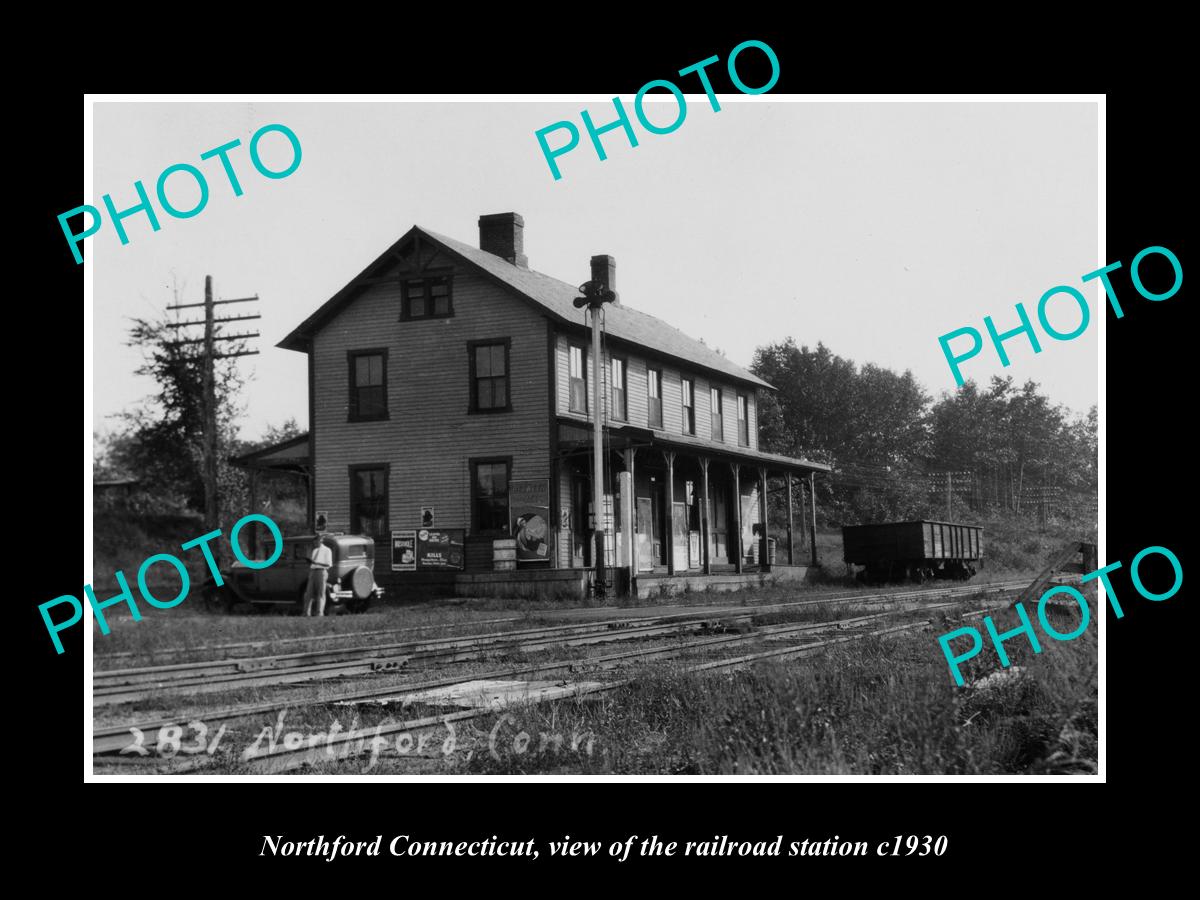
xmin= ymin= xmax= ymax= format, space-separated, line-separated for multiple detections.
xmin=401 ymin=273 xmax=453 ymax=320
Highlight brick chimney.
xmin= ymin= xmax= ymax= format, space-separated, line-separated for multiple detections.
xmin=478 ymin=212 xmax=528 ymax=268
xmin=590 ymin=254 xmax=619 ymax=305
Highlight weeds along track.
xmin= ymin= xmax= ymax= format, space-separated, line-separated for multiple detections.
xmin=127 ymin=602 xmax=1003 ymax=775
xmin=92 ymin=581 xmax=1025 ymax=706
xmin=97 ymin=616 xmax=527 ymax=663
xmin=92 ymin=583 xmax=1023 ymax=758
xmin=95 ymin=581 xmax=1027 ymax=667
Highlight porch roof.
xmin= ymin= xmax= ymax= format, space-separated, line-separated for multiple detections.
xmin=556 ymin=419 xmax=831 ymax=476
xmin=229 ymin=433 xmax=311 ymax=473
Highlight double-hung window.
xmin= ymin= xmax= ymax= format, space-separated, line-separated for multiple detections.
xmin=647 ymin=368 xmax=663 ymax=428
xmin=610 ymin=357 xmax=627 ymax=421
xmin=469 ymin=339 xmax=511 ymax=412
xmin=472 ymin=458 xmax=511 ymax=534
xmin=348 ymin=350 xmax=387 ymax=421
xmin=681 ymin=378 xmax=695 ymax=435
xmin=568 ymin=345 xmax=588 ymax=414
xmin=350 ymin=465 xmax=388 ymax=539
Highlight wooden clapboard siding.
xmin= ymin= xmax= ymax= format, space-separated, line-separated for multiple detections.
xmin=555 ymin=332 xmax=599 ymax=420
xmin=624 ymin=355 xmax=648 ymax=425
xmin=660 ymin=364 xmax=684 ymax=434
xmin=312 ymin=253 xmax=550 ymax=555
xmin=554 ymin=330 xmax=760 ymax=450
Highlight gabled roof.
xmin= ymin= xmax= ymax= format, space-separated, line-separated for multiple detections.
xmin=278 ymin=226 xmax=774 ymax=391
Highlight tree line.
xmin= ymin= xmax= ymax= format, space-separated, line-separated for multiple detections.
xmin=751 ymin=338 xmax=1097 ymax=526
xmin=93 ymin=314 xmax=306 ymax=534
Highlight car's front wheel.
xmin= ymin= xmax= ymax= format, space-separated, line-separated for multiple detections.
xmin=202 ymin=583 xmax=235 ymax=613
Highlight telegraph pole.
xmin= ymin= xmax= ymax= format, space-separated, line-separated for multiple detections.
xmin=167 ymin=277 xmax=260 ymax=559
xmin=573 ymin=279 xmax=616 ymax=598
xmin=929 ymin=470 xmax=972 ymax=521
xmin=203 ymin=276 xmax=218 ymax=543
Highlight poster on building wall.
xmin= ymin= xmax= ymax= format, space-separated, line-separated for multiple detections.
xmin=509 ymin=478 xmax=550 ymax=563
xmin=391 ymin=531 xmax=416 ymax=571
xmin=416 ymin=528 xmax=465 ymax=569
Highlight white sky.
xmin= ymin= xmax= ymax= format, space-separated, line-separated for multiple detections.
xmin=92 ymin=100 xmax=1098 ymax=443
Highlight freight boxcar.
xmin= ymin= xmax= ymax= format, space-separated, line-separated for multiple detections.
xmin=842 ymin=520 xmax=983 ymax=583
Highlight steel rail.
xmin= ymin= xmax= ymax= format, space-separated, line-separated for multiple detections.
xmin=171 ymin=604 xmax=996 ymax=774
xmin=92 ymin=581 xmax=1022 ymax=706
xmin=98 ymin=581 xmax=1024 ymax=666
xmin=92 ymin=590 xmax=1013 ymax=756
xmin=96 ymin=580 xmax=1025 ymax=687
xmin=98 ymin=616 xmax=525 ymax=661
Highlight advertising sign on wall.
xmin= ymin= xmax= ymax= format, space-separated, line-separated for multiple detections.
xmin=417 ymin=529 xmax=465 ymax=570
xmin=510 ymin=479 xmax=551 ymax=563
xmin=391 ymin=531 xmax=416 ymax=572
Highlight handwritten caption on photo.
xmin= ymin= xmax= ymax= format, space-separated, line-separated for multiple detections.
xmin=120 ymin=709 xmax=596 ymax=773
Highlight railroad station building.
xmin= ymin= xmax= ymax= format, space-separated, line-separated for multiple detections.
xmin=268 ymin=213 xmax=829 ymax=599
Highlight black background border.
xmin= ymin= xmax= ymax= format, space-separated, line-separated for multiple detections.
xmin=25 ymin=27 xmax=1188 ymax=882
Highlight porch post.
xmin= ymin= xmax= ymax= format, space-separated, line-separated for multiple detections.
xmin=622 ymin=447 xmax=637 ymax=574
xmin=549 ymin=454 xmax=560 ymax=569
xmin=808 ymin=470 xmax=818 ymax=566
xmin=759 ymin=466 xmax=769 ymax=571
xmin=786 ymin=470 xmax=795 ymax=565
xmin=731 ymin=462 xmax=743 ymax=574
xmin=664 ymin=450 xmax=676 ymax=577
xmin=700 ymin=456 xmax=711 ymax=576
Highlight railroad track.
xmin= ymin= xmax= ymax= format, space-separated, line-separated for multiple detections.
xmin=95 ymin=580 xmax=1027 ymax=666
xmin=145 ymin=603 xmax=1001 ymax=774
xmin=92 ymin=585 xmax=1022 ymax=757
xmin=97 ymin=616 xmax=526 ymax=662
xmin=92 ymin=581 xmax=1026 ymax=706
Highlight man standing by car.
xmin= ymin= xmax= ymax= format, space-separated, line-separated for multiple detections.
xmin=305 ymin=534 xmax=333 ymax=616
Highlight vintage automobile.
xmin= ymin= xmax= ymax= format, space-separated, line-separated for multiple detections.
xmin=203 ymin=533 xmax=384 ymax=614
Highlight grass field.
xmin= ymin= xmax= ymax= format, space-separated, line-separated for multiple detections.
xmin=451 ymin=612 xmax=1097 ymax=776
